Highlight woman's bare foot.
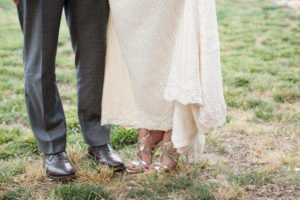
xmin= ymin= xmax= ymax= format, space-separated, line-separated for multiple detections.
xmin=145 ymin=131 xmax=179 ymax=173
xmin=127 ymin=129 xmax=164 ymax=173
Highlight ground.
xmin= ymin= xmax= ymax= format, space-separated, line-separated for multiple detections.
xmin=273 ymin=0 xmax=300 ymax=13
xmin=0 ymin=0 xmax=299 ymax=199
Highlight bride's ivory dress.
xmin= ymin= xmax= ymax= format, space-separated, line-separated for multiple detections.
xmin=102 ymin=0 xmax=226 ymax=160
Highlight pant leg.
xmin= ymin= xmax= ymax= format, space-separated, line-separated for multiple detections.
xmin=18 ymin=0 xmax=66 ymax=155
xmin=64 ymin=0 xmax=111 ymax=146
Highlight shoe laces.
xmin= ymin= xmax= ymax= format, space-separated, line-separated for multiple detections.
xmin=54 ymin=152 xmax=68 ymax=161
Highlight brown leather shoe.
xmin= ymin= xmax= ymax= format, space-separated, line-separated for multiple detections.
xmin=43 ymin=152 xmax=76 ymax=181
xmin=88 ymin=144 xmax=125 ymax=172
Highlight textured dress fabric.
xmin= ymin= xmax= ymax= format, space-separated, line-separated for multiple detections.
xmin=102 ymin=0 xmax=227 ymax=160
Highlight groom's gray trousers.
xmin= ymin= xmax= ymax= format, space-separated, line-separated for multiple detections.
xmin=17 ymin=0 xmax=111 ymax=155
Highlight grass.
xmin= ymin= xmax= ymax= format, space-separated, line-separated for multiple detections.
xmin=229 ymin=170 xmax=274 ymax=186
xmin=0 ymin=126 xmax=21 ymax=145
xmin=0 ymin=0 xmax=299 ymax=199
xmin=52 ymin=184 xmax=110 ymax=200
xmin=110 ymin=126 xmax=137 ymax=150
xmin=1 ymin=187 xmax=30 ymax=200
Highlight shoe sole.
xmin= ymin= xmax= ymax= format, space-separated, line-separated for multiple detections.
xmin=87 ymin=154 xmax=126 ymax=172
xmin=126 ymin=168 xmax=145 ymax=174
xmin=113 ymin=165 xmax=126 ymax=172
xmin=47 ymin=173 xmax=76 ymax=182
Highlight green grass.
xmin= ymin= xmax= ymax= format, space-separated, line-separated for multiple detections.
xmin=0 ymin=126 xmax=21 ymax=145
xmin=111 ymin=126 xmax=137 ymax=150
xmin=254 ymin=101 xmax=275 ymax=122
xmin=0 ymin=159 xmax=25 ymax=183
xmin=0 ymin=0 xmax=299 ymax=199
xmin=273 ymin=86 xmax=300 ymax=103
xmin=0 ymin=187 xmax=30 ymax=200
xmin=125 ymin=171 xmax=217 ymax=199
xmin=0 ymin=134 xmax=39 ymax=160
xmin=229 ymin=170 xmax=274 ymax=186
xmin=126 ymin=188 xmax=155 ymax=199
xmin=52 ymin=184 xmax=110 ymax=200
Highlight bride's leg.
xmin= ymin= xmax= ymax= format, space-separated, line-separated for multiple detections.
xmin=137 ymin=129 xmax=164 ymax=165
xmin=127 ymin=129 xmax=164 ymax=173
xmin=146 ymin=131 xmax=179 ymax=173
xmin=161 ymin=131 xmax=179 ymax=169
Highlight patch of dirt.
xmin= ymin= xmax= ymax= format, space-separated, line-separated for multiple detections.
xmin=273 ymin=0 xmax=300 ymax=13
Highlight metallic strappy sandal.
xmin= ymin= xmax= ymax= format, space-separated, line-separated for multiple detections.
xmin=146 ymin=140 xmax=179 ymax=173
xmin=126 ymin=133 xmax=160 ymax=173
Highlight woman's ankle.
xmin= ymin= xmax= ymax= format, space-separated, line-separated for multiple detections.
xmin=138 ymin=129 xmax=164 ymax=145
xmin=149 ymin=130 xmax=164 ymax=144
